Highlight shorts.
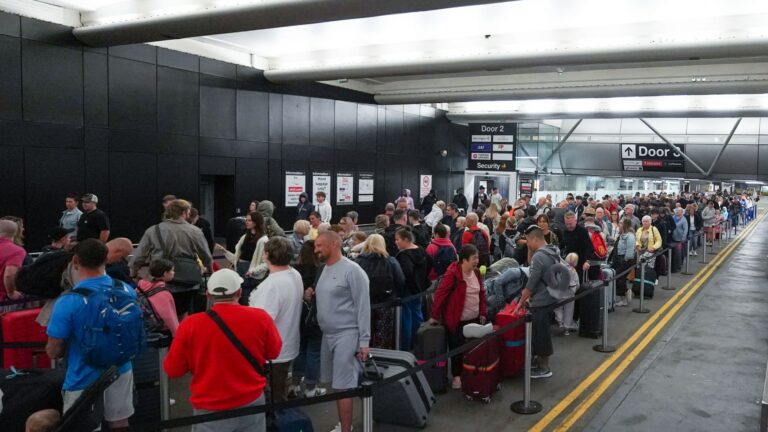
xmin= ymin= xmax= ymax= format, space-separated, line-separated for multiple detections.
xmin=320 ymin=331 xmax=362 ymax=390
xmin=529 ymin=307 xmax=554 ymax=358
xmin=63 ymin=370 xmax=134 ymax=424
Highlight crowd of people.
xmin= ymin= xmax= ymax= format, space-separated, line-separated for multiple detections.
xmin=0 ymin=186 xmax=759 ymax=432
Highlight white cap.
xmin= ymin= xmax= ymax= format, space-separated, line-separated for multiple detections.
xmin=206 ymin=269 xmax=243 ymax=296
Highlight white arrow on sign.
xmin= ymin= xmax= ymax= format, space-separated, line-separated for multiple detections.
xmin=621 ymin=144 xmax=636 ymax=159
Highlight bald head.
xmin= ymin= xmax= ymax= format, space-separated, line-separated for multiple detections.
xmin=106 ymin=237 xmax=133 ymax=263
xmin=0 ymin=220 xmax=17 ymax=239
xmin=465 ymin=213 xmax=479 ymax=226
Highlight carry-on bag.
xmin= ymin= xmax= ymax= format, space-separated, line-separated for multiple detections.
xmin=576 ymin=271 xmax=603 ymax=339
xmin=363 ymin=348 xmax=436 ymax=428
xmin=494 ymin=300 xmax=526 ymax=377
xmin=413 ymin=322 xmax=448 ymax=393
xmin=461 ymin=333 xmax=501 ymax=403
xmin=632 ymin=265 xmax=657 ymax=299
xmin=0 ymin=368 xmax=65 ymax=432
xmin=0 ymin=308 xmax=51 ymax=368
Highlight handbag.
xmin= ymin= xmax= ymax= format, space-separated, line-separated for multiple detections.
xmin=154 ymin=225 xmax=202 ymax=288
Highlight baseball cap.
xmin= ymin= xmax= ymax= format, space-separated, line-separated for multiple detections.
xmin=207 ymin=269 xmax=243 ymax=296
xmin=48 ymin=227 xmax=72 ymax=241
xmin=81 ymin=193 xmax=98 ymax=203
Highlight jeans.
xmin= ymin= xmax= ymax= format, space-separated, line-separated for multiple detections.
xmin=292 ymin=336 xmax=322 ymax=389
xmin=400 ymin=299 xmax=423 ymax=351
xmin=688 ymin=230 xmax=699 ymax=251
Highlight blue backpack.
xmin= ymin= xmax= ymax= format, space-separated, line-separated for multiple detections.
xmin=71 ymin=279 xmax=146 ymax=368
xmin=431 ymin=243 xmax=456 ymax=277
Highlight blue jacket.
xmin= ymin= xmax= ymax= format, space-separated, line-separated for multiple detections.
xmin=672 ymin=215 xmax=688 ymax=242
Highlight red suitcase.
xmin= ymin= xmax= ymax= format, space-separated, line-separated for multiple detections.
xmin=461 ymin=338 xmax=501 ymax=403
xmin=495 ymin=301 xmax=526 ymax=377
xmin=0 ymin=308 xmax=51 ymax=368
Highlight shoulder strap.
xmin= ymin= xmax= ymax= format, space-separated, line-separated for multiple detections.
xmin=207 ymin=309 xmax=266 ymax=376
xmin=154 ymin=225 xmax=170 ymax=259
xmin=144 ymin=285 xmax=167 ymax=297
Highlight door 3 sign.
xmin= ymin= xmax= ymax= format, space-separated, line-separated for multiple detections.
xmin=621 ymin=143 xmax=686 ymax=173
xmin=468 ymin=123 xmax=518 ymax=172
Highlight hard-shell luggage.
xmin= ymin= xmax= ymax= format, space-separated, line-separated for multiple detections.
xmin=0 ymin=308 xmax=51 ymax=368
xmin=494 ymin=301 xmax=526 ymax=377
xmin=363 ymin=348 xmax=436 ymax=428
xmin=577 ymin=278 xmax=603 ymax=339
xmin=655 ymin=254 xmax=668 ymax=276
xmin=632 ymin=265 xmax=657 ymax=299
xmin=461 ymin=338 xmax=501 ymax=403
xmin=413 ymin=322 xmax=448 ymax=393
xmin=131 ymin=344 xmax=160 ymax=426
xmin=0 ymin=368 xmax=64 ymax=432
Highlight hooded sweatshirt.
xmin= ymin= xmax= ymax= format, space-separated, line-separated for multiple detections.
xmin=257 ymin=200 xmax=285 ymax=237
xmin=424 ymin=203 xmax=444 ymax=228
xmin=527 ymin=245 xmax=559 ymax=307
xmin=316 ymin=199 xmax=332 ymax=223
xmin=396 ymin=247 xmax=431 ymax=296
xmin=295 ymin=193 xmax=314 ymax=221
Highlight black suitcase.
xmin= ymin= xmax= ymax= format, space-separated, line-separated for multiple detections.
xmin=632 ymin=265 xmax=657 ymax=299
xmin=130 ymin=336 xmax=164 ymax=427
xmin=0 ymin=368 xmax=64 ymax=432
xmin=577 ymin=279 xmax=603 ymax=339
xmin=413 ymin=322 xmax=448 ymax=393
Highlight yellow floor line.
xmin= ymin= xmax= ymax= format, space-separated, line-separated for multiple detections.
xmin=552 ymin=212 xmax=765 ymax=431
xmin=530 ymin=213 xmax=764 ymax=432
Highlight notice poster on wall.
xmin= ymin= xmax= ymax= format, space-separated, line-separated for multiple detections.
xmin=312 ymin=171 xmax=332 ymax=205
xmin=419 ymin=174 xmax=433 ymax=199
xmin=336 ymin=172 xmax=354 ymax=205
xmin=358 ymin=172 xmax=374 ymax=203
xmin=284 ymin=171 xmax=307 ymax=207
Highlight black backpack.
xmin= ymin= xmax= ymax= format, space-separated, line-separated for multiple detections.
xmin=15 ymin=250 xmax=73 ymax=298
xmin=431 ymin=243 xmax=456 ymax=277
xmin=366 ymin=257 xmax=395 ymax=304
xmin=470 ymin=229 xmax=491 ymax=266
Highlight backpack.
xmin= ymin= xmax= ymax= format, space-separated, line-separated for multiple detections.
xmin=70 ymin=279 xmax=146 ymax=368
xmin=431 ymin=243 xmax=456 ymax=277
xmin=366 ymin=257 xmax=395 ymax=304
xmin=589 ymin=230 xmax=608 ymax=260
xmin=15 ymin=250 xmax=74 ymax=298
xmin=136 ymin=284 xmax=167 ymax=333
xmin=470 ymin=229 xmax=491 ymax=266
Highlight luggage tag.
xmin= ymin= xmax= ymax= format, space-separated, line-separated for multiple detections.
xmin=5 ymin=366 xmax=30 ymax=379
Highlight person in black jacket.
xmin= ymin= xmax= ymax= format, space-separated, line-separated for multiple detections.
xmin=383 ymin=209 xmax=408 ymax=257
xmin=420 ymin=190 xmax=437 ymax=215
xmin=295 ymin=192 xmax=315 ymax=221
xmin=189 ymin=207 xmax=214 ymax=253
xmin=395 ymin=229 xmax=431 ymax=351
xmin=560 ymin=211 xmax=594 ymax=282
xmin=472 ymin=185 xmax=488 ymax=211
xmin=452 ymin=188 xmax=469 ymax=215
xmin=408 ymin=210 xmax=430 ymax=248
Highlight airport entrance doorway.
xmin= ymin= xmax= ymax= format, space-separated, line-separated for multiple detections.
xmin=463 ymin=170 xmax=518 ymax=211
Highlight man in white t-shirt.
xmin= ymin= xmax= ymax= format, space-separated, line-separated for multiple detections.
xmin=249 ymin=236 xmax=303 ymax=402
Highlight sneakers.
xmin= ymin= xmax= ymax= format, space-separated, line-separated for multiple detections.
xmin=330 ymin=423 xmax=353 ymax=432
xmin=287 ymin=384 xmax=302 ymax=399
xmin=531 ymin=367 xmax=553 ymax=379
xmin=693 ymin=251 xmax=698 ymax=256
xmin=451 ymin=376 xmax=462 ymax=390
xmin=626 ymin=289 xmax=633 ymax=303
xmin=615 ymin=297 xmax=628 ymax=307
xmin=305 ymin=387 xmax=328 ymax=398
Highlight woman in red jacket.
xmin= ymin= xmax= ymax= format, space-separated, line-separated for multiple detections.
xmin=428 ymin=244 xmax=487 ymax=390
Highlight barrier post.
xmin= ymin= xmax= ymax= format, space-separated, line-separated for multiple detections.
xmin=700 ymin=231 xmax=708 ymax=264
xmin=633 ymin=261 xmax=650 ymax=314
xmin=662 ymin=247 xmax=674 ymax=290
xmin=682 ymin=238 xmax=692 ymax=275
xmin=593 ymin=282 xmax=616 ymax=353
xmin=394 ymin=303 xmax=402 ymax=350
xmin=361 ymin=382 xmax=374 ymax=432
xmin=511 ymin=313 xmax=542 ymax=414
xmin=158 ymin=334 xmax=172 ymax=430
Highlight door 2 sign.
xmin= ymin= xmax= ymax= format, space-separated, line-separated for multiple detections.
xmin=468 ymin=123 xmax=518 ymax=172
xmin=621 ymin=143 xmax=686 ymax=173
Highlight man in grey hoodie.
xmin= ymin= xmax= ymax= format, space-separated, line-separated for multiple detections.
xmin=256 ymin=200 xmax=285 ymax=237
xmin=515 ymin=225 xmax=559 ymax=379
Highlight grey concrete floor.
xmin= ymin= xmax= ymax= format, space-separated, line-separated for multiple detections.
xmin=163 ymin=216 xmax=763 ymax=432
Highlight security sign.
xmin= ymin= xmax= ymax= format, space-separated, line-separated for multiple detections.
xmin=468 ymin=123 xmax=517 ymax=172
xmin=621 ymin=143 xmax=686 ymax=173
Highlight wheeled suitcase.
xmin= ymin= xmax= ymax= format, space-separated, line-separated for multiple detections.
xmin=494 ymin=301 xmax=526 ymax=377
xmin=413 ymin=322 xmax=448 ymax=393
xmin=0 ymin=308 xmax=51 ymax=368
xmin=577 ymin=279 xmax=603 ymax=339
xmin=632 ymin=265 xmax=657 ymax=299
xmin=131 ymin=345 xmax=160 ymax=426
xmin=364 ymin=348 xmax=436 ymax=428
xmin=268 ymin=408 xmax=314 ymax=432
xmin=0 ymin=368 xmax=64 ymax=432
xmin=461 ymin=338 xmax=501 ymax=403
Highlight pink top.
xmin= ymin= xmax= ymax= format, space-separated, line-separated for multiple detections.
xmin=137 ymin=280 xmax=180 ymax=336
xmin=460 ymin=270 xmax=481 ymax=321
xmin=0 ymin=238 xmax=25 ymax=300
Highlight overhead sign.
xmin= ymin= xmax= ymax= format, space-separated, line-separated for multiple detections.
xmin=468 ymin=123 xmax=517 ymax=172
xmin=358 ymin=172 xmax=374 ymax=203
xmin=284 ymin=171 xmax=306 ymax=207
xmin=336 ymin=172 xmax=354 ymax=205
xmin=621 ymin=143 xmax=686 ymax=173
xmin=312 ymin=171 xmax=332 ymax=205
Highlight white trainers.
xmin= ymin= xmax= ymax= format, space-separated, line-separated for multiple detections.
xmin=305 ymin=387 xmax=327 ymax=398
xmin=626 ymin=289 xmax=633 ymax=303
xmin=451 ymin=376 xmax=462 ymax=390
xmin=330 ymin=423 xmax=353 ymax=432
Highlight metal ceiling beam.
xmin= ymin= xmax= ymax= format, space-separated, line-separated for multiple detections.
xmin=639 ymin=118 xmax=708 ymax=176
xmin=266 ymin=38 xmax=768 ymax=82
xmin=446 ymin=108 xmax=768 ymax=121
xmin=374 ymin=79 xmax=768 ymax=104
xmin=705 ymin=118 xmax=742 ymax=177
xmin=538 ymin=119 xmax=582 ymax=173
xmin=72 ymin=0 xmax=513 ymax=47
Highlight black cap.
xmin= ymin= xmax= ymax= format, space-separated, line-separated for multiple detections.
xmin=48 ymin=227 xmax=73 ymax=241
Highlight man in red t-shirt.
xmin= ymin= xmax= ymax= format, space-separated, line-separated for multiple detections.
xmin=461 ymin=213 xmax=491 ymax=266
xmin=164 ymin=269 xmax=281 ymax=432
xmin=0 ymin=220 xmax=26 ymax=300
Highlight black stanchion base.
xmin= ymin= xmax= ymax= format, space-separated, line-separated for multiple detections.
xmin=632 ymin=307 xmax=650 ymax=314
xmin=593 ymin=344 xmax=616 ymax=353
xmin=681 ymin=271 xmax=693 ymax=275
xmin=662 ymin=286 xmax=675 ymax=291
xmin=511 ymin=400 xmax=542 ymax=414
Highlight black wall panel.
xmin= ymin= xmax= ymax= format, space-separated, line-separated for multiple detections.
xmin=403 ymin=113 xmax=420 ymax=153
xmin=237 ymin=90 xmax=269 ymax=142
xmin=236 ymin=158 xmax=268 ymax=212
xmin=84 ymin=128 xmax=109 ymax=150
xmin=23 ymin=122 xmax=82 ymax=149
xmin=110 ymin=152 xmax=157 ymax=241
xmin=22 ymin=40 xmax=83 ymax=125
xmin=84 ymin=52 xmax=108 ymax=127
xmin=159 ymin=133 xmax=197 ymax=155
xmin=284 ymin=95 xmax=310 ymax=145
xmin=0 ymin=36 xmax=21 ymax=121
xmin=0 ymin=11 xmax=20 ymax=37
xmin=110 ymin=129 xmax=158 ymax=153
xmin=200 ymin=58 xmax=236 ymax=80
xmin=200 ymin=86 xmax=236 ymax=139
xmin=385 ymin=109 xmax=404 ymax=155
xmin=357 ymin=104 xmax=377 ymax=152
xmin=20 ymin=17 xmax=79 ymax=48
xmin=309 ymin=98 xmax=334 ymax=147
xmin=24 ymin=147 xmax=84 ymax=247
xmin=158 ymin=66 xmax=199 ymax=135
xmin=335 ymin=101 xmax=357 ymax=150
xmin=109 ymin=44 xmax=156 ymax=64
xmin=200 ymin=156 xmax=235 ymax=175
xmin=158 ymin=154 xmax=198 ymax=206
xmin=84 ymin=150 xmax=109 ymax=212
xmin=109 ymin=57 xmax=157 ymax=131
xmin=157 ymin=48 xmax=199 ymax=72
xmin=0 ymin=145 xmax=25 ymax=217
xmin=269 ymin=94 xmax=283 ymax=143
